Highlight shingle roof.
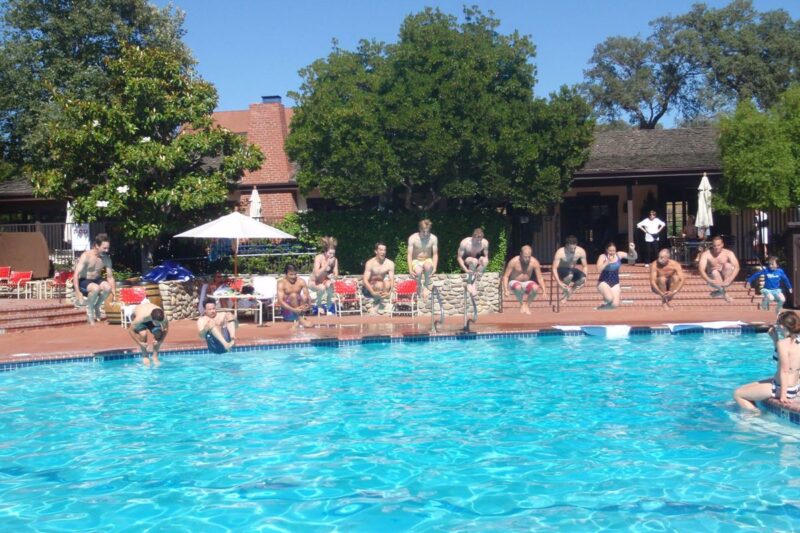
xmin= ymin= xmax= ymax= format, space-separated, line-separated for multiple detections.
xmin=0 ymin=177 xmax=34 ymax=197
xmin=578 ymin=126 xmax=720 ymax=174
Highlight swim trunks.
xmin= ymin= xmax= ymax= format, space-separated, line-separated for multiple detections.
xmin=78 ymin=278 xmax=101 ymax=296
xmin=557 ymin=267 xmax=585 ymax=284
xmin=133 ymin=319 xmax=163 ymax=339
xmin=509 ymin=280 xmax=540 ymax=293
xmin=205 ymin=327 xmax=231 ymax=354
xmin=411 ymin=258 xmax=433 ymax=271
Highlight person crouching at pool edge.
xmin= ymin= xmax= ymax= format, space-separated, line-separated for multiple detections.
xmin=278 ymin=263 xmax=312 ymax=329
xmin=502 ymin=245 xmax=546 ymax=315
xmin=128 ymin=301 xmax=168 ymax=366
xmin=198 ymin=300 xmax=237 ymax=354
xmin=745 ymin=256 xmax=793 ymax=314
xmin=596 ymin=242 xmax=636 ymax=310
xmin=734 ymin=311 xmax=800 ymax=414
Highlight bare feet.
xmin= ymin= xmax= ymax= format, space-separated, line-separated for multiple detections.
xmin=520 ymin=305 xmax=531 ymax=315
xmin=561 ymin=287 xmax=571 ymax=302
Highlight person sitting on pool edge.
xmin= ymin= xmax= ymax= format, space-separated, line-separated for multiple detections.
xmin=278 ymin=262 xmax=312 ymax=329
xmin=128 ymin=301 xmax=168 ymax=366
xmin=734 ymin=311 xmax=800 ymax=414
xmin=649 ymin=248 xmax=685 ymax=310
xmin=745 ymin=256 xmax=793 ymax=314
xmin=197 ymin=300 xmax=237 ymax=354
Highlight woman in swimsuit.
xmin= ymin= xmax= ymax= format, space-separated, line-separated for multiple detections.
xmin=596 ymin=242 xmax=636 ymax=310
xmin=734 ymin=311 xmax=800 ymax=414
xmin=308 ymin=236 xmax=339 ymax=315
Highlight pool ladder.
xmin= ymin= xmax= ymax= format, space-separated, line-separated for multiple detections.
xmin=428 ymin=284 xmax=478 ymax=333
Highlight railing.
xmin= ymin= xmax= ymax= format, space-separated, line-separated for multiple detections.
xmin=461 ymin=285 xmax=478 ymax=332
xmin=429 ymin=286 xmax=445 ymax=333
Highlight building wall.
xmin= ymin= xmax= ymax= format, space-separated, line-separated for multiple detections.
xmin=562 ymin=184 xmax=658 ymax=234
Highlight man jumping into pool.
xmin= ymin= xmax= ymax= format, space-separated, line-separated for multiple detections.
xmin=649 ymin=248 xmax=685 ymax=309
xmin=197 ymin=300 xmax=237 ymax=354
xmin=551 ymin=235 xmax=588 ymax=302
xmin=363 ymin=242 xmax=396 ymax=315
xmin=278 ymin=263 xmax=311 ymax=329
xmin=502 ymin=245 xmax=546 ymax=315
xmin=72 ymin=233 xmax=116 ymax=325
xmin=456 ymin=228 xmax=489 ymax=297
xmin=407 ymin=219 xmax=438 ymax=297
xmin=698 ymin=235 xmax=740 ymax=302
xmin=128 ymin=301 xmax=168 ymax=366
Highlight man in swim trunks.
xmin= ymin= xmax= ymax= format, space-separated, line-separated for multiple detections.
xmin=551 ymin=235 xmax=588 ymax=301
xmin=649 ymin=248 xmax=685 ymax=310
xmin=128 ymin=301 xmax=168 ymax=366
xmin=278 ymin=263 xmax=311 ymax=329
xmin=502 ymin=245 xmax=546 ymax=315
xmin=72 ymin=233 xmax=116 ymax=325
xmin=745 ymin=256 xmax=793 ymax=314
xmin=363 ymin=242 xmax=396 ymax=315
xmin=197 ymin=300 xmax=237 ymax=354
xmin=407 ymin=219 xmax=438 ymax=296
xmin=698 ymin=235 xmax=740 ymax=303
xmin=309 ymin=236 xmax=339 ymax=315
xmin=456 ymin=228 xmax=489 ymax=297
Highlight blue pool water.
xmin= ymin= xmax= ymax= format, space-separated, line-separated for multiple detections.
xmin=1 ymin=333 xmax=800 ymax=530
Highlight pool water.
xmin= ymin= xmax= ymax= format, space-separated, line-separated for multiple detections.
xmin=1 ymin=333 xmax=800 ymax=530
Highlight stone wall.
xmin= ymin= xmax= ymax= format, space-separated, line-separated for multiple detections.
xmin=70 ymin=273 xmax=502 ymax=321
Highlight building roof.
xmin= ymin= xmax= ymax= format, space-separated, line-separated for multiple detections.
xmin=577 ymin=126 xmax=720 ymax=176
xmin=0 ymin=177 xmax=34 ymax=198
xmin=212 ymin=110 xmax=250 ymax=134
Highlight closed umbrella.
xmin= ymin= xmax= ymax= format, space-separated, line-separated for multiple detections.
xmin=174 ymin=211 xmax=295 ymax=275
xmin=248 ymin=186 xmax=262 ymax=220
xmin=696 ymin=172 xmax=714 ymax=238
xmin=64 ymin=201 xmax=74 ymax=243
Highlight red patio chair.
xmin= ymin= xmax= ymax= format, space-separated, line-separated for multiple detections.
xmin=48 ymin=270 xmax=73 ymax=299
xmin=391 ymin=279 xmax=419 ymax=317
xmin=119 ymin=287 xmax=148 ymax=328
xmin=5 ymin=271 xmax=33 ymax=299
xmin=0 ymin=266 xmax=10 ymax=286
xmin=333 ymin=279 xmax=363 ymax=316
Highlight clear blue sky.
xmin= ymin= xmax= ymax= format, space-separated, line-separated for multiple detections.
xmin=158 ymin=0 xmax=799 ymax=121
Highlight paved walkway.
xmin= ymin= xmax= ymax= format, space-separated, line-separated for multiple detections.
xmin=0 ymin=304 xmax=774 ymax=363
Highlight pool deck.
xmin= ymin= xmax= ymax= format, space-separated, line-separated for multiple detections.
xmin=0 ymin=304 xmax=775 ymax=362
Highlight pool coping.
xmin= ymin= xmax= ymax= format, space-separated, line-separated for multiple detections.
xmin=5 ymin=322 xmax=796 ymax=422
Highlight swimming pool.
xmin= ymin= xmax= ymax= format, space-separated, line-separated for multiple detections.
xmin=1 ymin=332 xmax=799 ymax=530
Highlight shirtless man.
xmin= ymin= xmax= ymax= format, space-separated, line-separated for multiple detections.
xmin=278 ymin=263 xmax=311 ymax=329
xmin=309 ymin=236 xmax=339 ymax=315
xmin=551 ymin=235 xmax=588 ymax=301
xmin=698 ymin=235 xmax=740 ymax=302
xmin=128 ymin=301 xmax=168 ymax=366
xmin=649 ymin=248 xmax=685 ymax=309
xmin=363 ymin=242 xmax=396 ymax=314
xmin=502 ymin=245 xmax=547 ymax=315
xmin=197 ymin=300 xmax=237 ymax=354
xmin=457 ymin=228 xmax=489 ymax=297
xmin=72 ymin=233 xmax=116 ymax=324
xmin=407 ymin=219 xmax=438 ymax=296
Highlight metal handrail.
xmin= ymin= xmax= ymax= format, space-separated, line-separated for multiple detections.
xmin=461 ymin=285 xmax=478 ymax=332
xmin=429 ymin=285 xmax=445 ymax=333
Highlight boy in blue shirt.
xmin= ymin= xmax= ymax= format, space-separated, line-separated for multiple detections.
xmin=745 ymin=256 xmax=793 ymax=313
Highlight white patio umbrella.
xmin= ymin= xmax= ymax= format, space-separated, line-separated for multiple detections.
xmin=248 ymin=186 xmax=262 ymax=219
xmin=174 ymin=211 xmax=295 ymax=275
xmin=64 ymin=201 xmax=74 ymax=243
xmin=696 ymin=172 xmax=714 ymax=238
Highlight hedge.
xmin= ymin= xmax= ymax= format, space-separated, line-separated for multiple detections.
xmin=275 ymin=209 xmax=509 ymax=275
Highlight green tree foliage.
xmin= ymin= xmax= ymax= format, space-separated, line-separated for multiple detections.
xmin=0 ymin=0 xmax=191 ymax=166
xmin=584 ymin=0 xmax=800 ymax=128
xmin=30 ymin=45 xmax=264 ymax=268
xmin=286 ymin=7 xmax=594 ymax=213
xmin=718 ymin=86 xmax=800 ymax=210
xmin=277 ymin=209 xmax=508 ymax=275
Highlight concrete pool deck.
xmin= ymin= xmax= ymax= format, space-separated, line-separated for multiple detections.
xmin=0 ymin=304 xmax=776 ymax=363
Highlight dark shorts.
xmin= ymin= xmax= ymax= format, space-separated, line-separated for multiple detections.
xmin=133 ymin=320 xmax=165 ymax=340
xmin=557 ymin=267 xmax=585 ymax=284
xmin=78 ymin=278 xmax=101 ymax=296
xmin=281 ymin=307 xmax=300 ymax=322
xmin=206 ymin=327 xmax=231 ymax=354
